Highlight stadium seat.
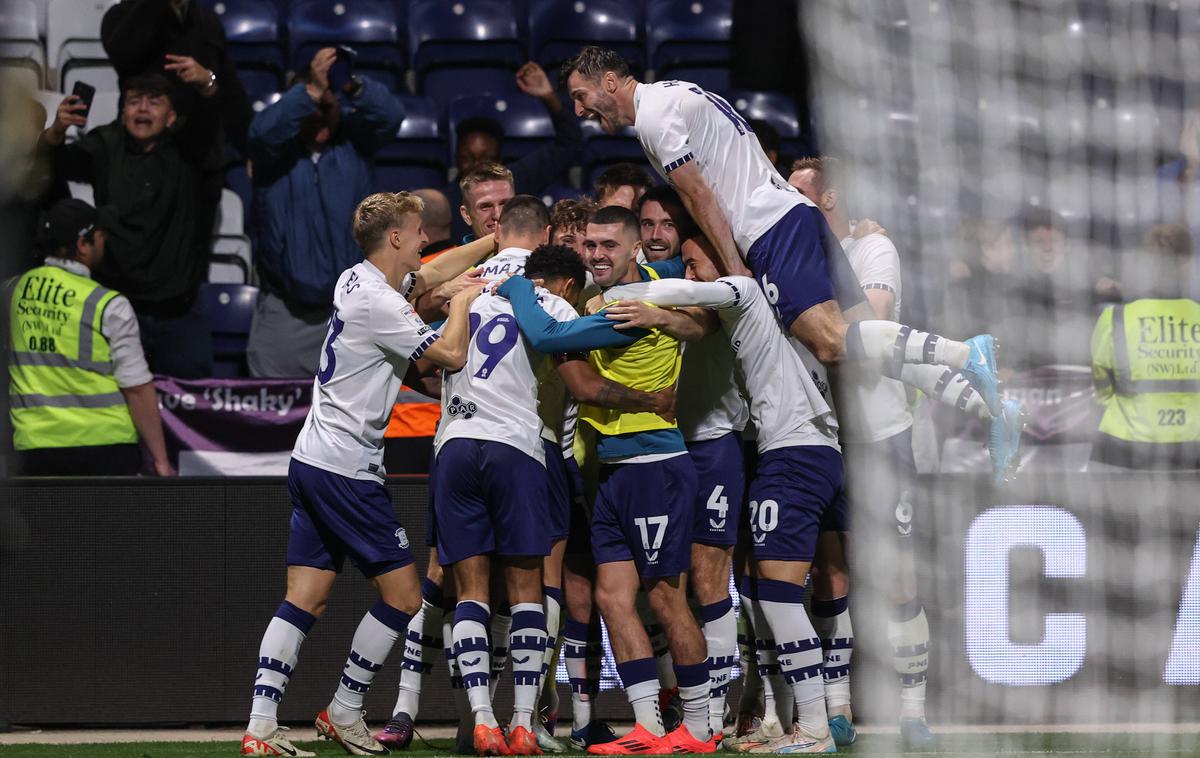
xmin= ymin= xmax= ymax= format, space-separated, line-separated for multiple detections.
xmin=724 ymin=89 xmax=807 ymax=157
xmin=580 ymin=117 xmax=645 ymax=187
xmin=210 ymin=188 xmax=253 ymax=284
xmin=539 ymin=182 xmax=584 ymax=207
xmin=202 ymin=282 xmax=257 ymax=377
xmin=375 ymin=94 xmax=447 ymax=190
xmin=46 ymin=0 xmax=117 ymax=91
xmin=0 ymin=0 xmax=45 ymax=88
xmin=645 ymin=0 xmax=732 ymax=92
xmin=448 ymin=92 xmax=553 ymax=162
xmin=408 ymin=0 xmax=525 ymax=109
xmin=529 ymin=0 xmax=644 ymax=76
xmin=288 ymin=0 xmax=405 ymax=92
xmin=202 ymin=0 xmax=286 ymax=95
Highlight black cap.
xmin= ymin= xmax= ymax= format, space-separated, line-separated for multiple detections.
xmin=39 ymin=198 xmax=106 ymax=250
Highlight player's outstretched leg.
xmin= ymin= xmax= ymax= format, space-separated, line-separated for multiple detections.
xmin=243 ymin=599 xmax=320 ymax=757
xmin=316 ymin=593 xmax=415 ymax=756
xmin=378 ymin=576 xmax=445 ymax=749
xmin=989 ymin=399 xmax=1026 ymax=486
xmin=635 ymin=593 xmax=681 ymax=731
xmin=889 ymin=599 xmax=936 ymax=750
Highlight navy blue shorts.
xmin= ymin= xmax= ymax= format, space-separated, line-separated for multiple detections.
xmin=688 ymin=432 xmax=746 ymax=547
xmin=745 ymin=445 xmax=844 ymax=562
xmin=433 ymin=438 xmax=552 ymax=564
xmin=843 ymin=428 xmax=916 ymax=536
xmin=746 ymin=204 xmax=867 ymax=328
xmin=286 ymin=458 xmax=414 ymax=578
xmin=591 ymin=455 xmax=698 ymax=578
xmin=544 ymin=440 xmax=571 ymax=543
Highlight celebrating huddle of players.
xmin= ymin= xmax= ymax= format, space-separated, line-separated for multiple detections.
xmin=239 ymin=47 xmax=1025 ymax=758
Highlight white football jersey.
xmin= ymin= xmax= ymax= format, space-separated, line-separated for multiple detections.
xmin=293 ymin=261 xmax=436 ymax=482
xmin=469 ymin=245 xmax=579 ymax=450
xmin=435 ymin=288 xmax=580 ymax=465
xmin=677 ymin=330 xmax=749 ymax=443
xmin=634 ymin=81 xmax=810 ymax=253
xmin=836 ymin=233 xmax=914 ymax=444
xmin=604 ymin=276 xmax=839 ymax=453
xmin=475 ymin=246 xmax=531 ymax=281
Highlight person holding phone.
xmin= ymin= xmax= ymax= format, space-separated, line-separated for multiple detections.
xmin=244 ymin=48 xmax=405 ymax=378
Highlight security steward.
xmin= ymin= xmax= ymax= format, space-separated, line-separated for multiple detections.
xmin=1090 ymin=223 xmax=1200 ymax=470
xmin=7 ymin=199 xmax=175 ymax=476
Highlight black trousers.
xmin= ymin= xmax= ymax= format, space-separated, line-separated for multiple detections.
xmin=11 ymin=444 xmax=142 ymax=476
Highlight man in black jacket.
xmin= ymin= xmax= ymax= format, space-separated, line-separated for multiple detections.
xmin=445 ymin=62 xmax=582 ymax=242
xmin=100 ymin=0 xmax=252 ymax=159
xmin=41 ymin=73 xmax=216 ymax=378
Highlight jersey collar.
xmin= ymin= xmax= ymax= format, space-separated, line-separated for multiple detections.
xmin=497 ymin=246 xmax=532 ymax=258
xmin=361 ymin=258 xmax=387 ymax=281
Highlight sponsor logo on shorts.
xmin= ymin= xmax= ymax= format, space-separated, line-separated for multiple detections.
xmin=395 ymin=527 xmax=410 ymax=549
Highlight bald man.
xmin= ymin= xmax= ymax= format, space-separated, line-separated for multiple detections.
xmin=415 ymin=188 xmax=453 ymax=255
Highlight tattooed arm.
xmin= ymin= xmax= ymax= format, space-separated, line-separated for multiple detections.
xmin=556 ymin=357 xmax=676 ymax=423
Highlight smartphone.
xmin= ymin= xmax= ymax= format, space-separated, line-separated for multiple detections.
xmin=71 ymin=81 xmax=96 ymax=122
xmin=328 ymin=45 xmax=357 ymax=93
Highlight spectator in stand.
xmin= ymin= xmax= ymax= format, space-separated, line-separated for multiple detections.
xmin=446 ymin=63 xmax=582 ymax=242
xmin=244 ymin=48 xmax=404 ymax=379
xmin=1156 ymin=109 xmax=1200 ymax=297
xmin=1090 ymin=224 xmax=1200 ymax=470
xmin=40 ymin=73 xmax=217 ymax=378
xmin=747 ymin=118 xmax=784 ymax=173
xmin=8 ymin=199 xmax=174 ymax=476
xmin=100 ymin=0 xmax=252 ymax=158
xmin=549 ymin=198 xmax=594 ymax=257
xmin=946 ymin=218 xmax=1019 ymax=349
xmin=593 ymin=162 xmax=654 ymax=210
xmin=637 ymin=186 xmax=697 ymax=262
xmin=459 ymin=162 xmax=516 ymax=241
xmin=414 ymin=188 xmax=453 ymax=256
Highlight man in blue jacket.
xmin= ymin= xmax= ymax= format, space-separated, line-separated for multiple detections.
xmin=246 ymin=48 xmax=405 ymax=378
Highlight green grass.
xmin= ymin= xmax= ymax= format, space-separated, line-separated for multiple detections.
xmin=0 ymin=733 xmax=1196 ymax=758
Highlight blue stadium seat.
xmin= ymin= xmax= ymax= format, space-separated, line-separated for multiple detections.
xmin=0 ymin=0 xmax=44 ymax=90
xmin=202 ymin=0 xmax=285 ymax=94
xmin=408 ymin=0 xmax=524 ymax=109
xmin=47 ymin=0 xmax=117 ymax=91
xmin=448 ymin=92 xmax=553 ymax=162
xmin=724 ymin=89 xmax=806 ymax=157
xmin=529 ymin=0 xmax=644 ymax=76
xmin=539 ymin=182 xmax=585 ymax=207
xmin=646 ymin=0 xmax=732 ymax=92
xmin=581 ymin=117 xmax=645 ymax=186
xmin=375 ymin=94 xmax=447 ymax=191
xmin=289 ymin=0 xmax=405 ymax=92
xmin=202 ymin=283 xmax=257 ymax=377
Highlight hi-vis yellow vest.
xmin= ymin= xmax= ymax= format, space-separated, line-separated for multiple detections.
xmin=1091 ymin=299 xmax=1200 ymax=446
xmin=9 ymin=264 xmax=137 ymax=450
xmin=580 ymin=265 xmax=682 ymax=436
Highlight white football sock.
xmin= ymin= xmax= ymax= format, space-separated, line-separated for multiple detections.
xmin=444 ymin=608 xmax=471 ymax=719
xmin=329 ymin=600 xmax=412 ymax=726
xmin=510 ymin=602 xmax=548 ymax=730
xmin=811 ymin=597 xmax=853 ymax=714
xmin=489 ymin=608 xmax=512 ymax=701
xmin=701 ymin=597 xmax=737 ymax=735
xmin=454 ymin=600 xmax=497 ymax=728
xmin=756 ymin=580 xmax=828 ymax=738
xmin=564 ymin=617 xmax=599 ymax=731
xmin=899 ymin=364 xmax=993 ymax=420
xmin=848 ymin=321 xmax=970 ymax=374
xmin=393 ymin=578 xmax=444 ymax=720
xmin=248 ymin=601 xmax=315 ymax=736
xmin=675 ymin=661 xmax=712 ymax=739
xmin=541 ymin=586 xmax=564 ymax=697
xmin=889 ymin=600 xmax=930 ymax=722
xmin=618 ymin=657 xmax=665 ymax=735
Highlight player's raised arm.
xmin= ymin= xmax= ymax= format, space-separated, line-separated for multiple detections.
xmin=420 ymin=282 xmax=486 ymax=370
xmin=496 ymin=275 xmax=647 ymax=353
xmin=668 ymin=162 xmax=749 ymax=277
xmin=408 ymin=233 xmax=497 ymax=302
xmin=604 ymin=277 xmax=743 ymax=311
